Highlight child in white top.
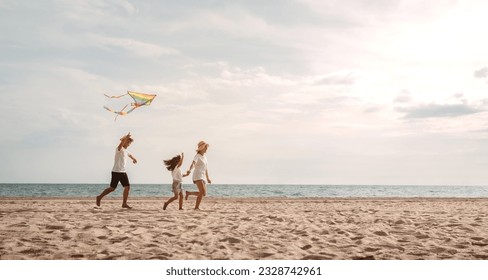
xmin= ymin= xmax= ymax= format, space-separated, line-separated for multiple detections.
xmin=163 ymin=153 xmax=189 ymax=210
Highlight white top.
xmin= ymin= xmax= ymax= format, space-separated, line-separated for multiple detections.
xmin=172 ymin=167 xmax=183 ymax=182
xmin=192 ymin=153 xmax=207 ymax=181
xmin=112 ymin=147 xmax=128 ymax=173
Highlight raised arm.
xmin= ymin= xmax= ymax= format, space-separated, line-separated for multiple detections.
xmin=118 ymin=132 xmax=131 ymax=151
xmin=177 ymin=152 xmax=184 ymax=168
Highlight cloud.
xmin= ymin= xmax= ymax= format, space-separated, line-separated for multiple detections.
xmin=474 ymin=67 xmax=488 ymax=79
xmin=86 ymin=34 xmax=180 ymax=58
xmin=397 ymin=104 xmax=482 ymax=119
xmin=394 ymin=93 xmax=486 ymax=119
xmin=63 ymin=0 xmax=138 ymax=23
xmin=394 ymin=90 xmax=413 ymax=103
xmin=314 ymin=71 xmax=357 ymax=85
xmin=297 ymin=0 xmax=457 ymax=26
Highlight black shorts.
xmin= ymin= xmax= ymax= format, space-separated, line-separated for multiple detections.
xmin=110 ymin=172 xmax=130 ymax=188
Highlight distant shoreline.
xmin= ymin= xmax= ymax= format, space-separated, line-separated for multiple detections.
xmin=2 ymin=184 xmax=488 ymax=198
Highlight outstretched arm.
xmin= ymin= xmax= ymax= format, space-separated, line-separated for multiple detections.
xmin=185 ymin=161 xmax=195 ymax=176
xmin=129 ymin=154 xmax=137 ymax=164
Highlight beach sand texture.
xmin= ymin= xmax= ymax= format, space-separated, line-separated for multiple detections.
xmin=1 ymin=197 xmax=487 ymax=260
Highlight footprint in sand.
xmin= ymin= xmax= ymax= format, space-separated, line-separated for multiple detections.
xmin=260 ymin=215 xmax=284 ymax=222
xmin=374 ymin=230 xmax=388 ymax=236
xmin=105 ymin=226 xmax=123 ymax=234
xmin=220 ymin=237 xmax=242 ymax=244
xmin=471 ymin=237 xmax=484 ymax=241
xmin=8 ymin=222 xmax=28 ymax=228
xmin=46 ymin=225 xmax=65 ymax=230
xmin=291 ymin=229 xmax=308 ymax=237
xmin=61 ymin=234 xmax=71 ymax=241
xmin=257 ymin=252 xmax=274 ymax=258
xmin=110 ymin=236 xmax=129 ymax=244
xmin=131 ymin=228 xmax=147 ymax=235
xmin=91 ymin=228 xmax=108 ymax=238
xmin=302 ymin=255 xmax=325 ymax=260
xmin=364 ymin=247 xmax=380 ymax=252
xmin=431 ymin=247 xmax=447 ymax=253
xmin=415 ymin=233 xmax=429 ymax=239
xmin=394 ymin=220 xmax=406 ymax=225
xmin=353 ymin=255 xmax=375 ymax=260
xmin=188 ymin=240 xmax=204 ymax=245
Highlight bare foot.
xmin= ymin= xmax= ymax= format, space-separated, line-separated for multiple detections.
xmin=163 ymin=202 xmax=168 ymax=210
xmin=179 ymin=208 xmax=183 ymax=210
xmin=96 ymin=196 xmax=101 ymax=207
xmin=122 ymin=204 xmax=132 ymax=209
xmin=194 ymin=207 xmax=200 ymax=211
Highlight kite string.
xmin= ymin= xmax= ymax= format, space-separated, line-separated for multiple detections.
xmin=114 ymin=104 xmax=129 ymax=121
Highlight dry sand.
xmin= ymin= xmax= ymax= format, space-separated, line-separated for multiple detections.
xmin=0 ymin=197 xmax=487 ymax=260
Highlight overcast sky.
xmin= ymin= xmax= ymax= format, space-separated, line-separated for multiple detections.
xmin=2 ymin=0 xmax=488 ymax=185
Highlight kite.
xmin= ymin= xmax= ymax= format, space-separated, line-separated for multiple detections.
xmin=104 ymin=91 xmax=157 ymax=121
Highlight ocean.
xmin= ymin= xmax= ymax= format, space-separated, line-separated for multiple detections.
xmin=1 ymin=184 xmax=488 ymax=198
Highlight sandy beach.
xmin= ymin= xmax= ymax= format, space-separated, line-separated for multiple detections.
xmin=0 ymin=197 xmax=487 ymax=260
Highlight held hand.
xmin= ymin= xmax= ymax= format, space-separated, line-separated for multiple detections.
xmin=133 ymin=159 xmax=138 ymax=164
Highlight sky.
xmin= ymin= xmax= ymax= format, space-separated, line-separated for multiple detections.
xmin=1 ymin=0 xmax=488 ymax=185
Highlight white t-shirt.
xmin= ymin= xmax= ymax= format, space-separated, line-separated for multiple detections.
xmin=112 ymin=147 xmax=128 ymax=173
xmin=192 ymin=153 xmax=207 ymax=181
xmin=172 ymin=167 xmax=183 ymax=182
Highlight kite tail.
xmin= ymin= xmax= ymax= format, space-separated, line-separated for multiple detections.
xmin=104 ymin=105 xmax=130 ymax=121
xmin=104 ymin=104 xmax=130 ymax=114
xmin=103 ymin=106 xmax=115 ymax=113
xmin=104 ymin=93 xmax=128 ymax=99
xmin=103 ymin=106 xmax=124 ymax=114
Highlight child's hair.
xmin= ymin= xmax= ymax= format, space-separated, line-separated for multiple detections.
xmin=164 ymin=155 xmax=181 ymax=171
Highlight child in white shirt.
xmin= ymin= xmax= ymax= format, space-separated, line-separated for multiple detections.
xmin=163 ymin=153 xmax=189 ymax=210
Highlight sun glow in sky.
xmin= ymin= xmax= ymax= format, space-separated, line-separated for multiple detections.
xmin=2 ymin=0 xmax=488 ymax=185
